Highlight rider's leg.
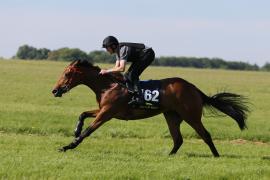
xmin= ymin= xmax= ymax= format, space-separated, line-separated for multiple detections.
xmin=124 ymin=63 xmax=143 ymax=105
xmin=135 ymin=48 xmax=155 ymax=76
xmin=131 ymin=78 xmax=144 ymax=105
xmin=123 ymin=72 xmax=134 ymax=93
xmin=125 ymin=48 xmax=155 ymax=92
xmin=131 ymin=48 xmax=155 ymax=94
xmin=124 ymin=63 xmax=137 ymax=93
xmin=126 ymin=49 xmax=155 ymax=105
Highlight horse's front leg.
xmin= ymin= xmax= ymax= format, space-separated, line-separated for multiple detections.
xmin=59 ymin=107 xmax=113 ymax=152
xmin=74 ymin=109 xmax=100 ymax=138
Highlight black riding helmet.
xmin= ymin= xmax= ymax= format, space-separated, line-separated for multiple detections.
xmin=102 ymin=36 xmax=119 ymax=48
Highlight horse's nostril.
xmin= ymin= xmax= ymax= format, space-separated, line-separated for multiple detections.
xmin=52 ymin=89 xmax=57 ymax=94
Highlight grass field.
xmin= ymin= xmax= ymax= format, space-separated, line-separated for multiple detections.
xmin=0 ymin=60 xmax=269 ymax=179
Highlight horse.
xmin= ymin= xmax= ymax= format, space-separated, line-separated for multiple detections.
xmin=52 ymin=60 xmax=249 ymax=157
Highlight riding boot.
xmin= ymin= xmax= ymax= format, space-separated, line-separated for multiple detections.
xmin=126 ymin=81 xmax=135 ymax=94
xmin=128 ymin=80 xmax=144 ymax=106
xmin=124 ymin=74 xmax=135 ymax=93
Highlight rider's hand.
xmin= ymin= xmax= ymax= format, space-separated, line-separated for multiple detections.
xmin=99 ymin=69 xmax=108 ymax=75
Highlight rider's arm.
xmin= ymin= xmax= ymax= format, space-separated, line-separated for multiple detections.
xmin=110 ymin=60 xmax=126 ymax=72
xmin=100 ymin=46 xmax=127 ymax=74
xmin=112 ymin=59 xmax=126 ymax=72
xmin=108 ymin=46 xmax=129 ymax=73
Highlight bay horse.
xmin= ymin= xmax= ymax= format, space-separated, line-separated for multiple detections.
xmin=52 ymin=60 xmax=249 ymax=157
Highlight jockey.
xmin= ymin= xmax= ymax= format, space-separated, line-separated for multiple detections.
xmin=99 ymin=36 xmax=155 ymax=105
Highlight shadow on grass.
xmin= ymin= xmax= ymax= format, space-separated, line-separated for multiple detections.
xmin=186 ymin=153 xmax=249 ymax=159
xmin=186 ymin=153 xmax=213 ymax=158
xmin=262 ymin=156 xmax=270 ymax=160
xmin=186 ymin=153 xmax=270 ymax=160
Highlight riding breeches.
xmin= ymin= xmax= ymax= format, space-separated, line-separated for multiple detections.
xmin=124 ymin=48 xmax=155 ymax=82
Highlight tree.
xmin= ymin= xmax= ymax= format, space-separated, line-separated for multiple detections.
xmin=88 ymin=50 xmax=115 ymax=63
xmin=16 ymin=45 xmax=50 ymax=60
xmin=262 ymin=62 xmax=270 ymax=71
xmin=36 ymin=48 xmax=51 ymax=59
xmin=48 ymin=48 xmax=91 ymax=61
xmin=16 ymin=45 xmax=36 ymax=59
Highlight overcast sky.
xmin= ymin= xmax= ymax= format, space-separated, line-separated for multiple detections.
xmin=0 ymin=0 xmax=269 ymax=66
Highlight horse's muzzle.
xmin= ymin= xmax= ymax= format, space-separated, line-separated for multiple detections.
xmin=52 ymin=85 xmax=70 ymax=97
xmin=52 ymin=88 xmax=63 ymax=97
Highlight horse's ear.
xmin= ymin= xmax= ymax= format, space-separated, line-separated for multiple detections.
xmin=73 ymin=60 xmax=85 ymax=67
xmin=70 ymin=60 xmax=79 ymax=66
xmin=76 ymin=60 xmax=82 ymax=65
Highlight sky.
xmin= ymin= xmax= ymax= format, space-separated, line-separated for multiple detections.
xmin=0 ymin=0 xmax=269 ymax=66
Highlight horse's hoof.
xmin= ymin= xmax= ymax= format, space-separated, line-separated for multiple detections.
xmin=58 ymin=147 xmax=67 ymax=152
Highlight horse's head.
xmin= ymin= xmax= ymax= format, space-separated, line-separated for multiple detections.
xmin=52 ymin=60 xmax=93 ymax=97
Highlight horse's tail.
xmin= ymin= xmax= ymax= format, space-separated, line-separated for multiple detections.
xmin=199 ymin=90 xmax=249 ymax=130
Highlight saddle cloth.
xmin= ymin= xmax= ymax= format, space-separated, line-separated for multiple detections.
xmin=131 ymin=80 xmax=161 ymax=109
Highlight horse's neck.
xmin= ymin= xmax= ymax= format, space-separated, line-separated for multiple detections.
xmin=83 ymin=72 xmax=118 ymax=95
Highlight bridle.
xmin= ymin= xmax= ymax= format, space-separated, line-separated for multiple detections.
xmin=62 ymin=66 xmax=83 ymax=93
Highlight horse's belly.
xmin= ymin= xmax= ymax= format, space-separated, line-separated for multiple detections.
xmin=114 ymin=108 xmax=162 ymax=120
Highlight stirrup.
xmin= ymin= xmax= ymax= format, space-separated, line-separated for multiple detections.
xmin=128 ymin=98 xmax=137 ymax=105
xmin=128 ymin=94 xmax=145 ymax=106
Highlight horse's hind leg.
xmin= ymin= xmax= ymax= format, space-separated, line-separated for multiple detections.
xmin=202 ymin=127 xmax=220 ymax=157
xmin=163 ymin=111 xmax=183 ymax=155
xmin=176 ymin=91 xmax=220 ymax=157
xmin=186 ymin=119 xmax=220 ymax=157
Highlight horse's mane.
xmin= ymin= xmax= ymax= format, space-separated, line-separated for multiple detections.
xmin=71 ymin=60 xmax=124 ymax=83
xmin=71 ymin=60 xmax=100 ymax=71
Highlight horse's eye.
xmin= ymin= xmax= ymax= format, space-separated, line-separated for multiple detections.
xmin=64 ymin=72 xmax=71 ymax=78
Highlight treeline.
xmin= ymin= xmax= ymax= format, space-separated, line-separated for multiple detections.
xmin=14 ymin=45 xmax=270 ymax=71
xmin=154 ymin=57 xmax=260 ymax=71
xmin=16 ymin=45 xmax=90 ymax=61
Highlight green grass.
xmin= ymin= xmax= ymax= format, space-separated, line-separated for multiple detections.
xmin=0 ymin=133 xmax=269 ymax=180
xmin=0 ymin=59 xmax=269 ymax=179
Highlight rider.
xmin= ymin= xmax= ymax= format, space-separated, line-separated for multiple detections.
xmin=99 ymin=36 xmax=155 ymax=105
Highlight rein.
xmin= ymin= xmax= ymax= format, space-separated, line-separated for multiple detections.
xmin=68 ymin=65 xmax=127 ymax=92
